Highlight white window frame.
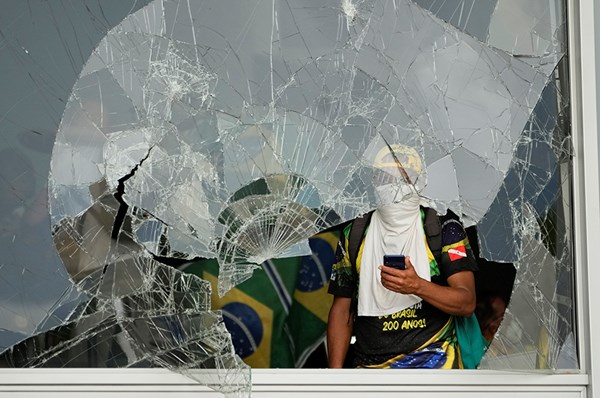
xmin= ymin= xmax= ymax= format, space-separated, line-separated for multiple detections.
xmin=573 ymin=1 xmax=600 ymax=398
xmin=1 ymin=0 xmax=599 ymax=396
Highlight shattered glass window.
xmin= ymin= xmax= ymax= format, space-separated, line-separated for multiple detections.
xmin=0 ymin=0 xmax=574 ymax=394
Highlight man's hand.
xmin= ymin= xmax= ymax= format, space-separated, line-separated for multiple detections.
xmin=379 ymin=256 xmax=422 ymax=295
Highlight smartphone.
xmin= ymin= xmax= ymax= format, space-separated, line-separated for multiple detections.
xmin=383 ymin=254 xmax=406 ymax=270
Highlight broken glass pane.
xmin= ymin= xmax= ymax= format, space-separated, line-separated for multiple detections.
xmin=48 ymin=0 xmax=566 ymax=293
xmin=2 ymin=257 xmax=249 ymax=392
xmin=0 ymin=0 xmax=574 ymax=393
xmin=413 ymin=0 xmax=565 ymax=56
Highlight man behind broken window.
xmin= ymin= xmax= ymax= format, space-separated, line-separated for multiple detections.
xmin=327 ymin=144 xmax=478 ymax=368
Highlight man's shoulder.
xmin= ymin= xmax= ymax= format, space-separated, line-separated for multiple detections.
xmin=423 ymin=207 xmax=470 ymax=247
xmin=344 ymin=211 xmax=375 ymax=237
xmin=427 ymin=208 xmax=466 ymax=230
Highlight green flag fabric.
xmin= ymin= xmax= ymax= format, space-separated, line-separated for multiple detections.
xmin=180 ymin=231 xmax=338 ymax=368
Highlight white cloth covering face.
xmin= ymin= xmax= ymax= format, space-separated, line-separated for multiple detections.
xmin=357 ymin=184 xmax=431 ymax=316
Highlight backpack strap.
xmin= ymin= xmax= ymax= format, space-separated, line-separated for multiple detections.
xmin=348 ymin=210 xmax=374 ymax=270
xmin=422 ymin=207 xmax=442 ymax=263
xmin=346 ymin=210 xmax=373 ymax=316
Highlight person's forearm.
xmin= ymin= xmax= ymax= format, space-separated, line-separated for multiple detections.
xmin=327 ymin=299 xmax=353 ymax=368
xmin=415 ymin=279 xmax=475 ymax=316
xmin=380 ymin=263 xmax=476 ymax=317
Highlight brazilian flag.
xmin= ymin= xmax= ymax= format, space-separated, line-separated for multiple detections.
xmin=180 ymin=231 xmax=338 ymax=368
xmin=288 ymin=232 xmax=337 ymax=366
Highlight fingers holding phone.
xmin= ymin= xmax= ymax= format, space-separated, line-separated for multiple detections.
xmin=380 ymin=255 xmax=421 ymax=295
